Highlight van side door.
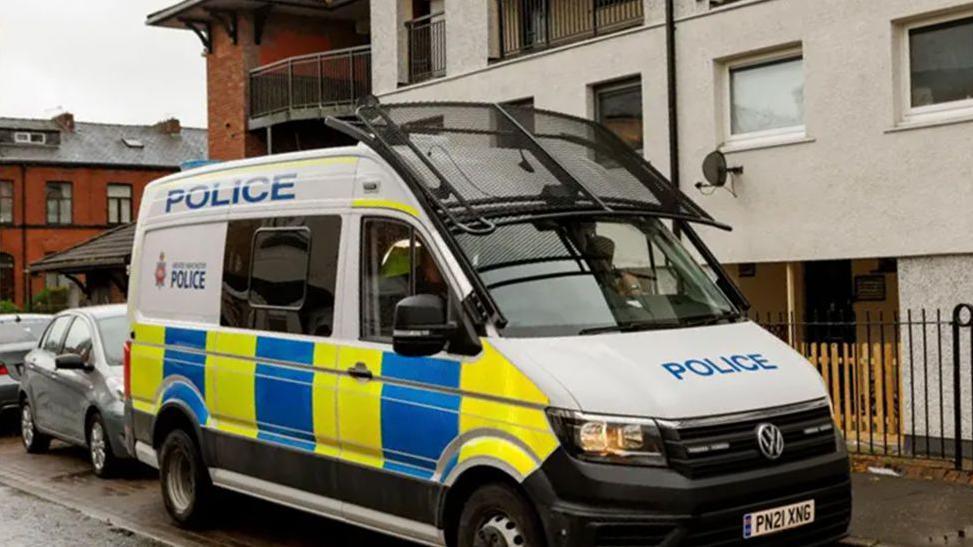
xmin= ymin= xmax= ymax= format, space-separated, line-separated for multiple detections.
xmin=336 ymin=214 xmax=461 ymax=526
xmin=212 ymin=215 xmax=343 ymax=483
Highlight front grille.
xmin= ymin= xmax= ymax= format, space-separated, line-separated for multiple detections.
xmin=660 ymin=401 xmax=837 ymax=479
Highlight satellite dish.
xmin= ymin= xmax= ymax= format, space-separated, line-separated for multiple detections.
xmin=704 ymin=150 xmax=742 ymax=187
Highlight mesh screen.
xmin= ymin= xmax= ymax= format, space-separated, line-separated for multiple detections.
xmin=357 ymin=102 xmax=712 ymax=231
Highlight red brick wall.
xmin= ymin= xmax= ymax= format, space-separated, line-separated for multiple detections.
xmin=0 ymin=164 xmax=174 ymax=309
xmin=205 ymin=12 xmax=365 ymax=161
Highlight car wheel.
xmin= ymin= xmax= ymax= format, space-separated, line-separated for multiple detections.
xmin=159 ymin=428 xmax=214 ymax=528
xmin=88 ymin=413 xmax=118 ymax=478
xmin=20 ymin=402 xmax=50 ymax=454
xmin=457 ymin=483 xmax=546 ymax=547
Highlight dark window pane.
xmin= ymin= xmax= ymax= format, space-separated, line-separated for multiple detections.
xmin=249 ymin=228 xmax=310 ymax=309
xmin=361 ymin=220 xmax=412 ymax=340
xmin=595 ymin=79 xmax=643 ymax=152
xmin=0 ymin=253 xmax=13 ymax=301
xmin=910 ymin=17 xmax=973 ymax=107
xmin=0 ymin=181 xmax=12 ymax=224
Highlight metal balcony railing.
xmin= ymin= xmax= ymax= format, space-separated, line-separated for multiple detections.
xmin=406 ymin=12 xmax=446 ymax=84
xmin=496 ymin=0 xmax=643 ymax=59
xmin=249 ymin=45 xmax=372 ymax=123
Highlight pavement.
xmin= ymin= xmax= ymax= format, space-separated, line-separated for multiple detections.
xmin=1 ymin=414 xmax=973 ymax=546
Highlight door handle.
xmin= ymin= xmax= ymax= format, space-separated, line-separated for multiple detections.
xmin=347 ymin=362 xmax=373 ymax=381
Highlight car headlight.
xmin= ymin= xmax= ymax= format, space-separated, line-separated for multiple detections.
xmin=106 ymin=377 xmax=125 ymax=400
xmin=547 ymin=409 xmax=667 ymax=466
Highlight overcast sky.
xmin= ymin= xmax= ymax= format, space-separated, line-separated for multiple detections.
xmin=0 ymin=1 xmax=207 ymax=127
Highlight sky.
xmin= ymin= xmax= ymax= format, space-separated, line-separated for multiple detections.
xmin=0 ymin=1 xmax=207 ymax=127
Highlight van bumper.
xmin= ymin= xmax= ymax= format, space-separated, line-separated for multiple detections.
xmin=523 ymin=447 xmax=851 ymax=547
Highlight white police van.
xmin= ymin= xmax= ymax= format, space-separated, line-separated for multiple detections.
xmin=125 ymin=100 xmax=850 ymax=547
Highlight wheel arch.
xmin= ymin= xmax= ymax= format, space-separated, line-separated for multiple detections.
xmin=438 ymin=463 xmax=531 ymax=547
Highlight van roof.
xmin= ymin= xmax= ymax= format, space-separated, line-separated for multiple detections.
xmin=353 ymin=101 xmax=725 ymax=235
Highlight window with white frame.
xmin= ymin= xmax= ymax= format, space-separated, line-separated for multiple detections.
xmin=726 ymin=50 xmax=805 ymax=141
xmin=13 ymin=132 xmax=46 ymax=145
xmin=903 ymin=13 xmax=973 ymax=120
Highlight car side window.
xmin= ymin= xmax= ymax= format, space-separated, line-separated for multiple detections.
xmin=361 ymin=218 xmax=449 ymax=341
xmin=41 ymin=316 xmax=73 ymax=353
xmin=62 ymin=318 xmax=93 ymax=362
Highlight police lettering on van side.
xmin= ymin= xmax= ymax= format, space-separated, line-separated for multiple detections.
xmin=661 ymin=353 xmax=778 ymax=380
xmin=165 ymin=173 xmax=298 ymax=213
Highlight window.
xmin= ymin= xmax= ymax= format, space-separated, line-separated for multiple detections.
xmin=14 ymin=132 xmax=46 ymax=145
xmin=221 ymin=216 xmax=341 ymax=336
xmin=249 ymin=228 xmax=311 ymax=309
xmin=107 ymin=184 xmax=132 ymax=225
xmin=45 ymin=273 xmax=71 ymax=289
xmin=0 ymin=181 xmax=12 ymax=224
xmin=361 ymin=218 xmax=449 ymax=340
xmin=905 ymin=13 xmax=973 ymax=119
xmin=594 ymin=78 xmax=643 ymax=153
xmin=46 ymin=182 xmax=72 ymax=225
xmin=62 ymin=318 xmax=93 ymax=359
xmin=727 ymin=52 xmax=805 ymax=140
xmin=42 ymin=316 xmax=73 ymax=353
xmin=0 ymin=253 xmax=13 ymax=302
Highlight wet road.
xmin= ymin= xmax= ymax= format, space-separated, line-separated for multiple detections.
xmin=0 ymin=413 xmax=411 ymax=546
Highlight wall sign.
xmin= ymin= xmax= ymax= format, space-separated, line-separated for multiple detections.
xmin=854 ymin=275 xmax=886 ymax=302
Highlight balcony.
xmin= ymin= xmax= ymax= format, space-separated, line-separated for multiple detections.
xmin=405 ymin=12 xmax=446 ymax=84
xmin=496 ymin=0 xmax=644 ymax=60
xmin=249 ymin=45 xmax=372 ymax=129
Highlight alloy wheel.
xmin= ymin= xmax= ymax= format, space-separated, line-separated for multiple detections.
xmin=90 ymin=421 xmax=107 ymax=472
xmin=165 ymin=446 xmax=196 ymax=514
xmin=21 ymin=405 xmax=33 ymax=448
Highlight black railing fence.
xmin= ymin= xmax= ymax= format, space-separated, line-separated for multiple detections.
xmin=496 ymin=0 xmax=644 ymax=59
xmin=406 ymin=12 xmax=446 ymax=84
xmin=750 ymin=305 xmax=973 ymax=469
xmin=249 ymin=45 xmax=372 ymax=121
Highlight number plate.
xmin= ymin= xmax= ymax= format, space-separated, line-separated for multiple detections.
xmin=743 ymin=499 xmax=815 ymax=539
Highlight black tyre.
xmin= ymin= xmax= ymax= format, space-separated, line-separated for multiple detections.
xmin=457 ymin=482 xmax=546 ymax=547
xmin=88 ymin=413 xmax=119 ymax=478
xmin=20 ymin=402 xmax=50 ymax=454
xmin=159 ymin=428 xmax=214 ymax=528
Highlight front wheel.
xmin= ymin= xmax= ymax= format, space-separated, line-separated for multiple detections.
xmin=159 ymin=428 xmax=214 ymax=528
xmin=457 ymin=483 xmax=546 ymax=547
xmin=20 ymin=402 xmax=50 ymax=454
xmin=88 ymin=414 xmax=119 ymax=478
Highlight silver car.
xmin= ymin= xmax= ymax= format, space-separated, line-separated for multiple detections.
xmin=16 ymin=305 xmax=130 ymax=477
xmin=0 ymin=315 xmax=52 ymax=416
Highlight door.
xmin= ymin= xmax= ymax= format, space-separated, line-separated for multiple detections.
xmin=52 ymin=316 xmax=96 ymax=442
xmin=25 ymin=315 xmax=72 ymax=432
xmin=804 ymin=259 xmax=856 ymax=344
xmin=337 ymin=216 xmax=461 ymax=518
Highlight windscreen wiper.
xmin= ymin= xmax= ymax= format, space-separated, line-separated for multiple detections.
xmin=679 ymin=311 xmax=744 ymax=327
xmin=578 ymin=320 xmax=683 ymax=335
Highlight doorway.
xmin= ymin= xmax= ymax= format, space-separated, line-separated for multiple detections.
xmin=804 ymin=259 xmax=856 ymax=344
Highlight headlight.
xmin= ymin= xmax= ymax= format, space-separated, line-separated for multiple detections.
xmin=106 ymin=377 xmax=125 ymax=400
xmin=547 ymin=409 xmax=667 ymax=466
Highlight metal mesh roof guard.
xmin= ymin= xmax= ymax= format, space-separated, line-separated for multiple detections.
xmin=356 ymin=101 xmax=722 ymax=234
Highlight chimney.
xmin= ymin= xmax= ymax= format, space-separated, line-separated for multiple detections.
xmin=155 ymin=117 xmax=181 ymax=135
xmin=52 ymin=112 xmax=75 ymax=133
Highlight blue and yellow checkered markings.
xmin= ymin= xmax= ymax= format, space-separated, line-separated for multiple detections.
xmin=253 ymin=336 xmax=318 ymax=449
xmin=379 ymin=353 xmax=462 ymax=480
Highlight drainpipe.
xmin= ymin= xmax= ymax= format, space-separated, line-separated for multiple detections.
xmin=18 ymin=163 xmax=29 ymax=311
xmin=665 ymin=0 xmax=679 ymax=192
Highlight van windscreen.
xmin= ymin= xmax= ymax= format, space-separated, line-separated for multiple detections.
xmin=456 ymin=216 xmax=738 ymax=337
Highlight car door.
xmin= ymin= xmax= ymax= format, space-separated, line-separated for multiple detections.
xmin=337 ymin=215 xmax=464 ymax=514
xmin=52 ymin=315 xmax=96 ymax=443
xmin=25 ymin=315 xmax=72 ymax=433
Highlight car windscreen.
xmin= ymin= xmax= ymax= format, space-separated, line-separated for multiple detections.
xmin=456 ymin=216 xmax=737 ymax=337
xmin=0 ymin=322 xmax=43 ymax=344
xmin=97 ymin=315 xmax=129 ymax=366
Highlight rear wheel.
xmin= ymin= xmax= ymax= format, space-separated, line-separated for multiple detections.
xmin=457 ymin=483 xmax=546 ymax=547
xmin=88 ymin=413 xmax=119 ymax=478
xmin=159 ymin=428 xmax=214 ymax=528
xmin=20 ymin=402 xmax=50 ymax=454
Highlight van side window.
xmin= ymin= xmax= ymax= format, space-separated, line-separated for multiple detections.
xmin=221 ymin=216 xmax=341 ymax=336
xmin=361 ymin=218 xmax=448 ymax=340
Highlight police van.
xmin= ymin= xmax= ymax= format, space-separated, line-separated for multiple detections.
xmin=125 ymin=100 xmax=850 ymax=547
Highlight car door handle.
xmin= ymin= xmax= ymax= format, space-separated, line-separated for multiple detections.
xmin=347 ymin=362 xmax=373 ymax=381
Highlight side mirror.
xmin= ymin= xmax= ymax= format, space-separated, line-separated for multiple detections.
xmin=55 ymin=353 xmax=90 ymax=371
xmin=393 ymin=294 xmax=455 ymax=357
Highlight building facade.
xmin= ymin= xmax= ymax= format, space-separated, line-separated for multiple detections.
xmin=149 ymin=0 xmax=973 ymax=334
xmin=0 ymin=113 xmax=206 ymax=309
